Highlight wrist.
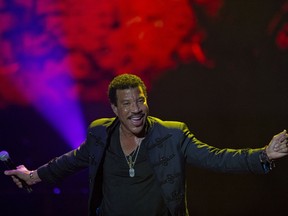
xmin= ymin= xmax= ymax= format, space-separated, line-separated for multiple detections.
xmin=259 ymin=147 xmax=275 ymax=172
xmin=29 ymin=170 xmax=41 ymax=184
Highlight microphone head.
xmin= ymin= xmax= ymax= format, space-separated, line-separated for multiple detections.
xmin=0 ymin=151 xmax=10 ymax=161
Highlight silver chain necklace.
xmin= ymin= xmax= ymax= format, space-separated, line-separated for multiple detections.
xmin=120 ymin=126 xmax=144 ymax=177
xmin=124 ymin=141 xmax=142 ymax=177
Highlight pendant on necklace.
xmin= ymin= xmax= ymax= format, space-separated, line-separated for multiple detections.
xmin=129 ymin=168 xmax=135 ymax=177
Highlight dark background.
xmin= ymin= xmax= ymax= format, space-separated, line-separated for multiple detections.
xmin=1 ymin=0 xmax=288 ymax=216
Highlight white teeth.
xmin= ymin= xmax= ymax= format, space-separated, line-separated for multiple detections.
xmin=131 ymin=115 xmax=142 ymax=120
xmin=130 ymin=116 xmax=143 ymax=125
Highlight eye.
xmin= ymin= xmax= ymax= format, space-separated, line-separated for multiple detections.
xmin=122 ymin=101 xmax=130 ymax=106
xmin=138 ymin=98 xmax=145 ymax=103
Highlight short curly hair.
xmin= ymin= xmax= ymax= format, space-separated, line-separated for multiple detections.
xmin=108 ymin=73 xmax=147 ymax=106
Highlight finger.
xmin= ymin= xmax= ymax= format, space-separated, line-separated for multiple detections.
xmin=275 ymin=138 xmax=287 ymax=148
xmin=272 ymin=130 xmax=287 ymax=149
xmin=11 ymin=176 xmax=20 ymax=184
xmin=279 ymin=137 xmax=288 ymax=145
xmin=279 ymin=131 xmax=288 ymax=142
xmin=279 ymin=136 xmax=286 ymax=143
xmin=276 ymin=141 xmax=288 ymax=152
xmin=276 ymin=130 xmax=287 ymax=140
xmin=4 ymin=170 xmax=16 ymax=176
xmin=11 ymin=175 xmax=23 ymax=188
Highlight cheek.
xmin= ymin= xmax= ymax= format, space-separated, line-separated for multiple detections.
xmin=141 ymin=104 xmax=149 ymax=112
xmin=118 ymin=108 xmax=129 ymax=117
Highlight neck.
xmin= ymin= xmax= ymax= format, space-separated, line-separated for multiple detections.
xmin=119 ymin=125 xmax=146 ymax=139
xmin=119 ymin=125 xmax=145 ymax=156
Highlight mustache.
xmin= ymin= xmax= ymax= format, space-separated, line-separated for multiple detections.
xmin=128 ymin=113 xmax=145 ymax=119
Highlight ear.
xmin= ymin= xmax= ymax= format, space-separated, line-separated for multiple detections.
xmin=111 ymin=104 xmax=118 ymax=116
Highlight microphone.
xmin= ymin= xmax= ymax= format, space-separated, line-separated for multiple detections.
xmin=0 ymin=150 xmax=33 ymax=193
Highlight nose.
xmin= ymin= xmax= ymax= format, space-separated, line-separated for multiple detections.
xmin=131 ymin=102 xmax=140 ymax=113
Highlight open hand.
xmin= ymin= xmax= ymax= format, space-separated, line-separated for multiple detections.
xmin=266 ymin=130 xmax=288 ymax=160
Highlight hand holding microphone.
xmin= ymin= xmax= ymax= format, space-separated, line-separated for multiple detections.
xmin=0 ymin=150 xmax=38 ymax=193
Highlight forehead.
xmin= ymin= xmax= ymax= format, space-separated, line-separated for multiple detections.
xmin=116 ymin=86 xmax=145 ymax=100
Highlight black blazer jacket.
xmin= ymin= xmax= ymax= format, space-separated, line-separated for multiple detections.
xmin=37 ymin=116 xmax=266 ymax=216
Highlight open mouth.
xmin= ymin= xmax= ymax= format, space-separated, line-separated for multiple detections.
xmin=129 ymin=114 xmax=145 ymax=126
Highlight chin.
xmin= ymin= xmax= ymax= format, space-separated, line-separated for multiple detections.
xmin=131 ymin=126 xmax=144 ymax=135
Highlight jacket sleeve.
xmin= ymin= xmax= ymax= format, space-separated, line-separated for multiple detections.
xmin=37 ymin=118 xmax=112 ymax=184
xmin=37 ymin=141 xmax=90 ymax=184
xmin=180 ymin=123 xmax=266 ymax=174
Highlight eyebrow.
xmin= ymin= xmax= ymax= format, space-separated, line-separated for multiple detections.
xmin=120 ymin=95 xmax=145 ymax=102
